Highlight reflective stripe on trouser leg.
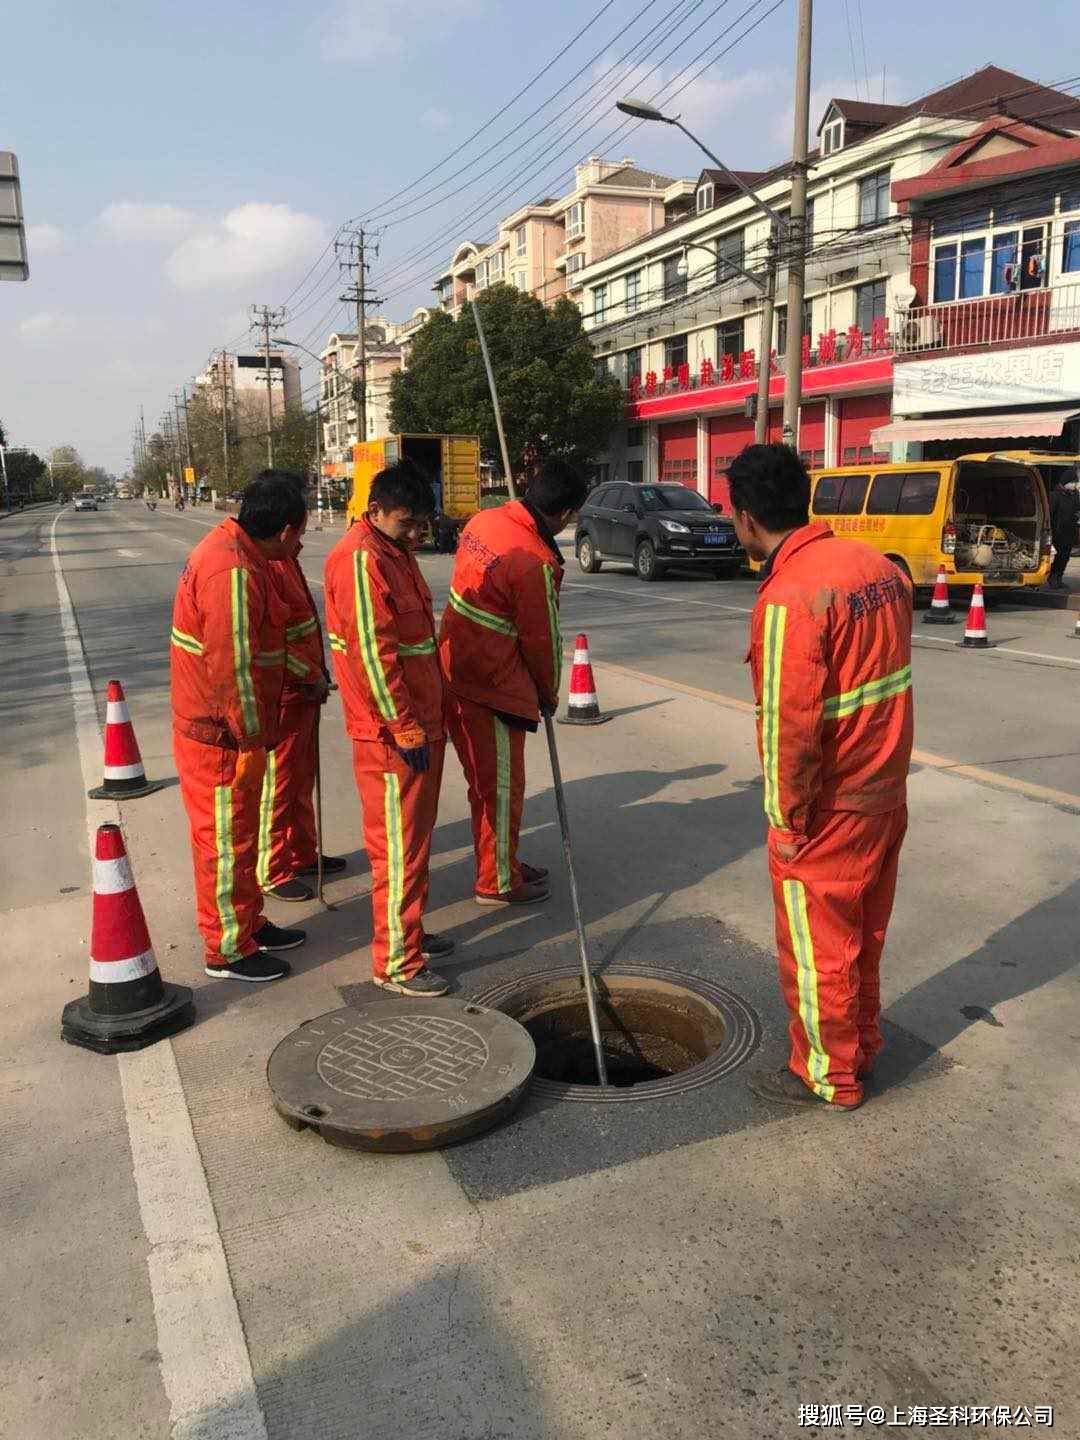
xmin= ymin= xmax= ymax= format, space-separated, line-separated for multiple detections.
xmin=445 ymin=694 xmax=525 ymax=897
xmin=494 ymin=715 xmax=512 ymax=895
xmin=173 ymin=730 xmax=266 ymax=965
xmin=256 ymin=750 xmax=277 ymax=888
xmin=352 ymin=740 xmax=445 ymax=984
xmin=781 ymin=879 xmax=835 ymax=1103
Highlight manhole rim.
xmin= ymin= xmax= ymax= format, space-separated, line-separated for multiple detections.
xmin=471 ymin=963 xmax=760 ymax=1103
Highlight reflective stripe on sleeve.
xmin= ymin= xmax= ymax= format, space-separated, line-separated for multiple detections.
xmin=354 ymin=552 xmax=397 ymax=722
xmin=327 ymin=631 xmax=348 ymax=654
xmin=230 ymin=568 xmax=259 ymax=736
xmin=823 ymin=664 xmax=912 ymax=719
xmin=448 ymin=588 xmax=518 ymax=636
xmin=782 ymin=879 xmax=835 ymax=1102
xmin=285 ymin=655 xmax=311 ymax=678
xmin=761 ymin=602 xmax=787 ymax=829
xmin=252 ymin=649 xmax=284 ymax=668
xmin=170 ymin=626 xmax=203 ymax=655
xmin=542 ymin=564 xmax=561 ymax=696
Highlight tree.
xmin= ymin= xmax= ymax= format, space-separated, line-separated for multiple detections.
xmin=5 ymin=449 xmax=48 ymax=499
xmin=49 ymin=445 xmax=88 ymax=496
xmin=388 ymin=286 xmax=623 ymax=479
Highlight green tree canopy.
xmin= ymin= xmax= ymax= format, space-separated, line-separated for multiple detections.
xmin=388 ymin=287 xmax=623 ymax=479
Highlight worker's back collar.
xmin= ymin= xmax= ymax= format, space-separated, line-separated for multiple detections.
xmin=515 ymin=498 xmax=564 ymax=564
xmin=758 ymin=521 xmax=833 ymax=586
xmin=359 ymin=512 xmax=411 ymax=556
xmin=221 ymin=515 xmax=269 ymax=567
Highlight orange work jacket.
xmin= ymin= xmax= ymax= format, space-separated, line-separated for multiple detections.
xmin=748 ymin=522 xmax=914 ymax=845
xmin=324 ymin=516 xmax=443 ymax=747
xmin=269 ymin=555 xmax=326 ymax=704
xmin=170 ymin=517 xmax=287 ymax=750
xmin=438 ymin=500 xmax=564 ymax=723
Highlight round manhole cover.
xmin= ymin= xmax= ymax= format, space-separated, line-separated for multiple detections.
xmin=267 ymin=1000 xmax=535 ymax=1153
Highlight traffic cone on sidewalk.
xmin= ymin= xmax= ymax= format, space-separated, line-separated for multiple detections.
xmin=559 ymin=634 xmax=609 ymax=726
xmin=961 ymin=582 xmax=990 ymax=648
xmin=923 ymin=568 xmax=957 ymax=625
xmin=87 ymin=680 xmax=165 ymax=799
xmin=61 ymin=823 xmax=194 ymax=1054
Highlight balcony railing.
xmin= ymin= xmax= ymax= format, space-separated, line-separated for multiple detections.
xmin=893 ymin=283 xmax=1080 ymax=358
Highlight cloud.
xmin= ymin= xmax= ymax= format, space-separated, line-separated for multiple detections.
xmin=421 ymin=106 xmax=453 ymax=132
xmin=163 ymin=203 xmax=325 ymax=292
xmin=320 ymin=0 xmax=483 ymax=62
xmin=18 ymin=310 xmax=77 ymax=342
xmin=26 ymin=223 xmax=63 ymax=255
xmin=98 ymin=201 xmax=198 ymax=243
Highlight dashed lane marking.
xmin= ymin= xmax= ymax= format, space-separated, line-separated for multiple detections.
xmin=50 ymin=510 xmax=269 ymax=1440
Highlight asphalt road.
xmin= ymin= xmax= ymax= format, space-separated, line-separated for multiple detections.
xmin=3 ymin=501 xmax=1078 ymax=1439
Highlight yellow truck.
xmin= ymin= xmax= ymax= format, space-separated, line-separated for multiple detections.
xmin=346 ymin=433 xmax=483 ymax=550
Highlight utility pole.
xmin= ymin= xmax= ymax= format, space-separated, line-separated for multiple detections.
xmin=173 ymin=391 xmax=188 ymax=494
xmin=139 ymin=406 xmax=147 ymax=469
xmin=338 ymin=227 xmax=384 ymax=445
xmin=218 ymin=351 xmax=231 ymax=495
xmin=181 ymin=385 xmax=194 ymax=479
xmin=754 ymin=230 xmax=778 ymax=445
xmin=251 ymin=304 xmax=286 ymax=466
xmin=781 ymin=0 xmax=813 ymax=446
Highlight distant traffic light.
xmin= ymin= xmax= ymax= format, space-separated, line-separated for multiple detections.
xmin=0 ymin=153 xmax=29 ymax=281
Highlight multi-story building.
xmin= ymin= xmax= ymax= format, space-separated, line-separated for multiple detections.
xmin=879 ymin=107 xmax=1080 ymax=458
xmin=319 ymin=330 xmax=358 ymax=471
xmin=432 ymin=156 xmax=677 ymax=315
xmin=575 ymin=66 xmax=1080 ymax=507
xmin=195 ymin=350 xmax=301 ymax=431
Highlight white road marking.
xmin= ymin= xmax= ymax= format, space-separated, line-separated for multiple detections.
xmin=117 ymin=548 xmax=143 ymax=558
xmin=562 ymin=578 xmax=752 ymax=614
xmin=49 ymin=510 xmax=269 ymax=1440
xmin=914 ymin=632 xmax=1080 ymax=667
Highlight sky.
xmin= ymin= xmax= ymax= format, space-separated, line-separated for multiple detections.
xmin=2 ymin=0 xmax=1075 ymax=472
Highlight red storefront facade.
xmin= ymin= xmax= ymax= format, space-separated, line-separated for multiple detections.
xmin=627 ymin=349 xmax=894 ymax=511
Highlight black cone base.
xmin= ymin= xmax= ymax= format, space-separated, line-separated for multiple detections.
xmin=88 ymin=777 xmax=167 ymax=800
xmin=557 ymin=712 xmax=611 ymax=726
xmin=61 ymin=981 xmax=195 ymax=1054
xmin=922 ymin=611 xmax=958 ymax=625
xmin=962 ymin=637 xmax=989 ymax=648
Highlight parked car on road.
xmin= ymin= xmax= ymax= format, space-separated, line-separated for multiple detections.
xmin=73 ymin=494 xmax=98 ymax=512
xmin=575 ymin=481 xmax=743 ymax=581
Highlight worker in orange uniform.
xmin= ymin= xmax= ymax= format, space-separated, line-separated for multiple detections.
xmin=257 ymin=479 xmax=346 ymax=903
xmin=170 ymin=475 xmax=309 ymax=982
xmin=440 ymin=458 xmax=588 ymax=905
xmin=324 ymin=461 xmax=452 ymax=997
xmin=730 ymin=445 xmax=914 ymax=1111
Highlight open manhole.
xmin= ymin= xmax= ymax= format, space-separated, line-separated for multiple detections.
xmin=472 ymin=964 xmax=759 ymax=1103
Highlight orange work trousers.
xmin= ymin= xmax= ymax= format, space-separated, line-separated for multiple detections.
xmin=445 ymin=694 xmax=526 ymax=898
xmin=257 ymin=702 xmax=318 ymax=890
xmin=768 ymin=806 xmax=907 ymax=1108
xmin=351 ymin=738 xmax=445 ymax=983
xmin=173 ymin=729 xmax=267 ymax=966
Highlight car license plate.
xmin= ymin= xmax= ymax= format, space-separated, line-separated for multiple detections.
xmin=703 ymin=531 xmax=730 ymax=546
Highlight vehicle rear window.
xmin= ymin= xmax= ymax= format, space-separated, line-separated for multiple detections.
xmin=867 ymin=470 xmax=941 ymax=515
xmin=589 ymin=486 xmax=613 ymax=508
xmin=955 ymin=463 xmax=1037 ymax=517
xmin=812 ymin=473 xmax=869 ymax=516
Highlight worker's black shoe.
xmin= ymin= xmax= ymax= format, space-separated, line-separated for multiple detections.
xmin=421 ymin=931 xmax=456 ymax=959
xmin=374 ymin=967 xmax=450 ymax=997
xmin=254 ymin=920 xmax=307 ymax=952
xmin=520 ymin=862 xmax=550 ymax=884
xmin=746 ymin=1066 xmax=862 ymax=1112
xmin=475 ymin=880 xmax=550 ymax=906
xmin=263 ymin=878 xmax=314 ymax=903
xmin=295 ymin=855 xmax=348 ymax=876
xmin=205 ymin=954 xmax=292 ymax=982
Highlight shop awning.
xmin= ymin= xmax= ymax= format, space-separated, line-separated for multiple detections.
xmin=871 ymin=408 xmax=1080 ymax=445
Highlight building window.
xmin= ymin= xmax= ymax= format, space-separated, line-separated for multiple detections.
xmin=821 ymin=117 xmax=844 ymax=156
xmin=514 ymin=226 xmax=526 ymax=257
xmin=566 ymin=202 xmax=584 ymax=239
xmin=855 ymin=279 xmax=887 ymax=334
xmin=717 ymin=318 xmax=743 ymax=360
xmin=990 ymin=232 xmax=1019 ymax=293
xmin=475 ymin=260 xmax=487 ymax=290
xmin=627 ymin=348 xmax=642 ymax=386
xmin=628 ymin=459 xmax=644 ymax=484
xmin=592 ymin=284 xmax=607 ymax=323
xmin=565 ymin=251 xmax=584 ymax=278
xmin=488 ymin=252 xmax=504 ymax=281
xmin=716 ymin=229 xmax=745 ymax=285
xmin=664 ymin=334 xmax=688 ymax=371
xmin=663 ymin=254 xmax=687 ymax=301
xmin=626 ymin=270 xmax=640 ymax=314
xmin=858 ymin=168 xmax=891 ymax=228
xmin=696 ymin=182 xmax=714 ymax=214
xmin=511 ymin=270 xmax=527 ymax=291
xmin=627 ymin=425 xmax=643 ymax=448
xmin=1064 ymin=220 xmax=1080 ymax=274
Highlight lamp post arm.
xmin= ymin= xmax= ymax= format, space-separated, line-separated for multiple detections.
xmin=670 ymin=118 xmax=787 ymax=231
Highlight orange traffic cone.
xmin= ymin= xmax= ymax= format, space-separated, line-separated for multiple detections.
xmin=558 ymin=633 xmax=609 ymax=726
xmin=961 ymin=582 xmax=989 ymax=648
xmin=88 ymin=680 xmax=165 ymax=799
xmin=61 ymin=823 xmax=194 ymax=1054
xmin=923 ymin=568 xmax=957 ymax=625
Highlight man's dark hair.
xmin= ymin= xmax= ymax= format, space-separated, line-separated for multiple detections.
xmin=727 ymin=444 xmax=810 ymax=532
xmin=237 ymin=471 xmax=307 ymax=538
xmin=524 ymin=456 xmax=589 ymax=517
xmin=369 ymin=460 xmax=435 ymax=517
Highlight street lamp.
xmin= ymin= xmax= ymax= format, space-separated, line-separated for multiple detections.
xmin=617 ymin=96 xmax=783 ymax=444
xmin=274 ymin=336 xmax=332 ymax=527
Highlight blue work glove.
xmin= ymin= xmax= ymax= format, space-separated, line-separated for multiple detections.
xmin=397 ymin=741 xmax=430 ymax=773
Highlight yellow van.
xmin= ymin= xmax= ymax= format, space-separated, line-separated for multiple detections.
xmin=805 ymin=454 xmax=1052 ymax=591
xmin=347 ymin=433 xmax=482 ymax=549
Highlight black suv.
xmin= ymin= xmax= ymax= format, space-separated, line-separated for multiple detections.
xmin=575 ymin=481 xmax=743 ymax=581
